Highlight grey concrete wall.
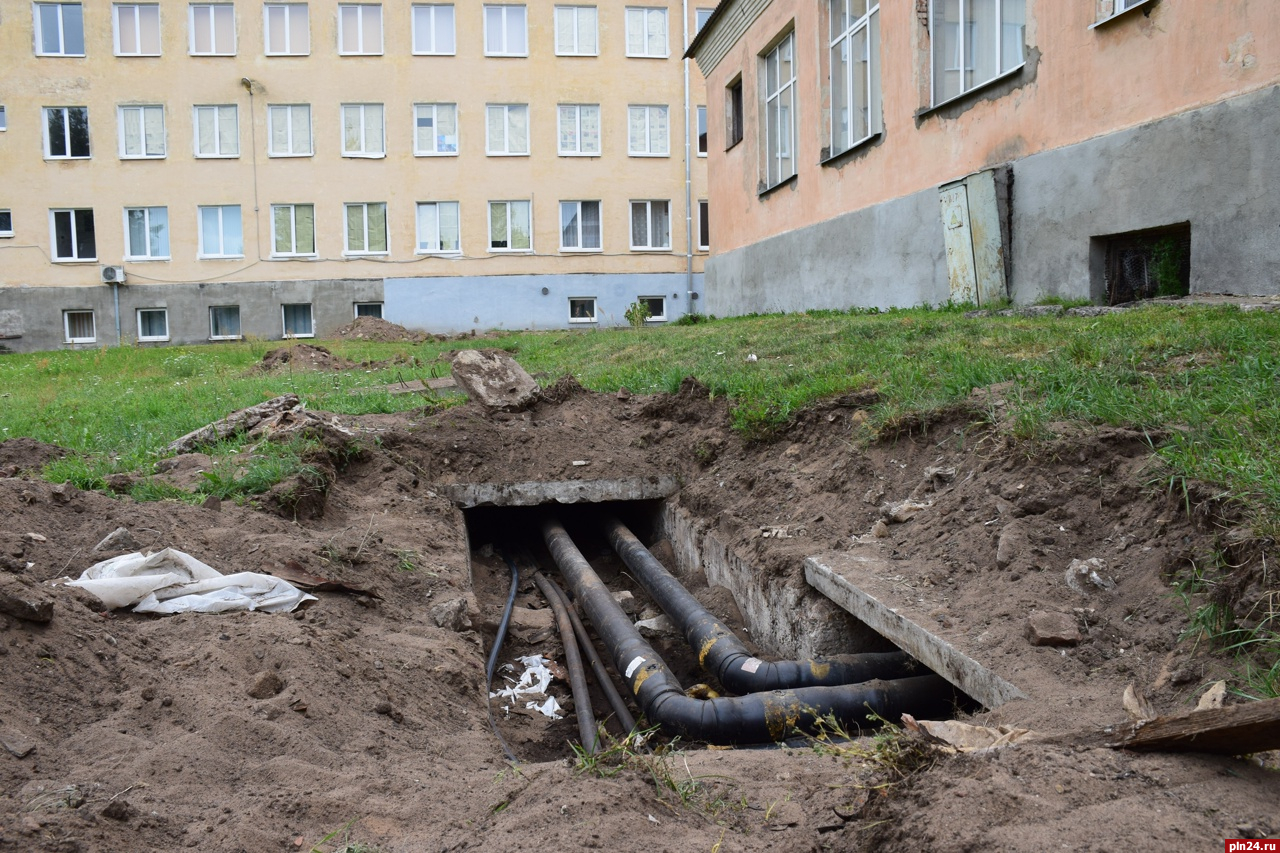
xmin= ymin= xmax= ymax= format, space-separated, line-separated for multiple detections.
xmin=0 ymin=278 xmax=382 ymax=353
xmin=385 ymin=272 xmax=704 ymax=333
xmin=705 ymin=84 xmax=1280 ymax=315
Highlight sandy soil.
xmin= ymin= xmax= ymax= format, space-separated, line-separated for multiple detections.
xmin=0 ymin=376 xmax=1276 ymax=852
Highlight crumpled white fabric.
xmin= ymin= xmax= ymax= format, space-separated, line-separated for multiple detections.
xmin=60 ymin=548 xmax=315 ymax=614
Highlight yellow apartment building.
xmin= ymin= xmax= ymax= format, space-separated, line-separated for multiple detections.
xmin=0 ymin=1 xmax=712 ymax=351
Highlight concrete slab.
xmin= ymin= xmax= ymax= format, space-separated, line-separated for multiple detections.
xmin=445 ymin=476 xmax=679 ymax=508
xmin=450 ymin=349 xmax=539 ymax=410
xmin=805 ymin=551 xmax=1026 ymax=709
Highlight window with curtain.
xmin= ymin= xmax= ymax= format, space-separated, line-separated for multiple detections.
xmin=264 ymin=4 xmax=309 ymax=55
xmin=271 ymin=204 xmax=316 ymax=256
xmin=560 ymin=201 xmax=601 ymax=250
xmin=345 ymin=202 xmax=388 ymax=254
xmin=489 ymin=201 xmax=531 ymax=251
xmin=209 ymin=305 xmax=241 ymax=339
xmin=341 ymin=103 xmax=385 ymax=156
xmin=554 ymin=6 xmax=597 ymax=55
xmin=115 ymin=4 xmax=161 ymax=55
xmin=119 ymin=105 xmax=165 ymax=158
xmin=625 ymin=7 xmax=667 ymax=57
xmin=198 ymin=205 xmax=243 ymax=257
xmin=413 ymin=4 xmax=456 ymax=53
xmin=931 ymin=0 xmax=1025 ymax=104
xmin=137 ymin=309 xmax=169 ymax=341
xmin=64 ymin=310 xmax=96 ymax=343
xmin=628 ymin=105 xmax=669 ymax=156
xmin=484 ymin=5 xmax=527 ymax=56
xmin=415 ymin=104 xmax=458 ymax=155
xmin=190 ymin=4 xmax=235 ymax=55
xmin=486 ymin=104 xmax=529 ymax=155
xmin=339 ymin=4 xmax=383 ymax=54
xmin=269 ymin=104 xmax=312 ymax=156
xmin=416 ymin=201 xmax=461 ymax=253
xmin=629 ymin=200 xmax=670 ymax=250
xmin=125 ymin=206 xmax=170 ymax=259
xmin=193 ymin=105 xmax=238 ymax=156
xmin=282 ymin=304 xmax=314 ymax=337
xmin=558 ymin=104 xmax=600 ymax=155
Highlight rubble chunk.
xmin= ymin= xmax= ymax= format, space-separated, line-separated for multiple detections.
xmin=1025 ymin=610 xmax=1081 ymax=647
xmin=450 ymin=349 xmax=539 ymax=410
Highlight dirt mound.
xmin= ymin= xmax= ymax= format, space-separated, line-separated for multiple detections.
xmin=253 ymin=342 xmax=354 ymax=373
xmin=0 ymin=438 xmax=66 ymax=477
xmin=331 ymin=316 xmax=432 ymax=343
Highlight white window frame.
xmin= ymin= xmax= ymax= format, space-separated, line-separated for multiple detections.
xmin=554 ymin=5 xmax=598 ymax=56
xmin=193 ymin=105 xmax=238 ymax=157
xmin=558 ymin=104 xmax=600 ymax=156
xmin=484 ymin=4 xmax=527 ymax=57
xmin=189 ymin=3 xmax=236 ymax=56
xmin=829 ymin=1 xmax=881 ymax=157
xmin=629 ymin=199 xmax=670 ymax=251
xmin=50 ymin=209 xmax=97 ymax=262
xmin=0 ymin=106 xmax=6 ymax=130
xmin=763 ymin=31 xmax=797 ymax=189
xmin=625 ymin=7 xmax=668 ymax=58
xmin=639 ymin=295 xmax=667 ymax=322
xmin=697 ymin=199 xmax=709 ymax=251
xmin=117 ymin=105 xmax=166 ymax=159
xmin=264 ymin=3 xmax=310 ymax=55
xmin=270 ymin=203 xmax=316 ymax=257
xmin=354 ymin=302 xmax=383 ymax=319
xmin=209 ymin=305 xmax=242 ymax=340
xmin=197 ymin=205 xmax=244 ymax=258
xmin=282 ymin=303 xmax=315 ymax=338
xmin=268 ymin=104 xmax=313 ymax=156
xmin=1092 ymin=0 xmax=1153 ymax=27
xmin=123 ymin=206 xmax=170 ymax=260
xmin=43 ymin=106 xmax=91 ymax=159
xmin=929 ymin=0 xmax=1025 ymax=106
xmin=412 ymin=4 xmax=456 ymax=54
xmin=559 ymin=200 xmax=602 ymax=252
xmin=627 ymin=105 xmax=669 ymax=157
xmin=34 ymin=3 xmax=85 ymax=56
xmin=415 ymin=201 xmax=461 ymax=254
xmin=341 ymin=103 xmax=385 ymax=158
xmin=344 ymin=202 xmax=389 ymax=255
xmin=568 ymin=297 xmax=596 ymax=324
xmin=696 ymin=104 xmax=707 ymax=156
xmin=486 ymin=104 xmax=529 ymax=156
xmin=488 ymin=200 xmax=532 ymax=252
xmin=0 ymin=210 xmax=13 ymax=237
xmin=136 ymin=308 xmax=169 ymax=342
xmin=414 ymin=103 xmax=459 ymax=156
xmin=695 ymin=7 xmax=714 ymax=34
xmin=338 ymin=4 xmax=383 ymax=55
xmin=114 ymin=4 xmax=162 ymax=56
xmin=63 ymin=310 xmax=96 ymax=344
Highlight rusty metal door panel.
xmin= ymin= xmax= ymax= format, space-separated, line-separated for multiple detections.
xmin=965 ymin=170 xmax=1009 ymax=306
xmin=939 ymin=184 xmax=978 ymax=305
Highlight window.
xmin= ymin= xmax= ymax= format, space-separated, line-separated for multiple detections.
xmin=0 ymin=211 xmax=12 ymax=237
xmin=35 ymin=3 xmax=84 ymax=56
xmin=639 ymin=296 xmax=666 ymax=321
xmin=554 ymin=5 xmax=597 ymax=55
xmin=118 ymin=105 xmax=165 ymax=158
xmin=264 ymin=4 xmax=309 ymax=55
xmin=44 ymin=107 xmax=90 ymax=159
xmin=695 ymin=7 xmax=714 ymax=33
xmin=342 ymin=104 xmax=385 ymax=157
xmin=560 ymin=200 xmax=601 ymax=251
xmin=488 ymin=201 xmax=531 ymax=251
xmin=345 ymin=202 xmax=388 ymax=254
xmin=209 ymin=305 xmax=241 ymax=339
xmin=415 ymin=201 xmax=461 ymax=253
xmin=413 ymin=4 xmax=455 ymax=54
xmin=270 ymin=203 xmax=316 ymax=256
xmin=414 ymin=103 xmax=458 ymax=155
xmin=698 ymin=199 xmax=709 ymax=250
xmin=137 ymin=308 xmax=169 ymax=342
xmin=0 ymin=107 xmax=6 ymax=130
xmin=282 ymin=304 xmax=314 ymax=337
xmin=339 ymin=4 xmax=383 ymax=54
xmin=629 ymin=200 xmax=670 ymax=250
xmin=625 ymin=7 xmax=667 ymax=57
xmin=268 ymin=104 xmax=312 ymax=156
xmin=628 ymin=105 xmax=668 ymax=156
xmin=1095 ymin=0 xmax=1150 ymax=23
xmin=64 ymin=310 xmax=96 ymax=344
xmin=193 ymin=105 xmax=238 ymax=156
xmin=115 ymin=4 xmax=161 ymax=55
xmin=830 ymin=1 xmax=881 ymax=155
xmin=354 ymin=302 xmax=383 ymax=319
xmin=568 ymin=297 xmax=596 ymax=323
xmin=696 ymin=105 xmax=707 ymax=155
xmin=558 ymin=104 xmax=600 ymax=155
xmin=50 ymin=209 xmax=96 ymax=261
xmin=486 ymin=104 xmax=529 ymax=155
xmin=931 ymin=0 xmax=1025 ymax=105
xmin=763 ymin=32 xmax=796 ymax=188
xmin=726 ymin=77 xmax=743 ymax=148
xmin=198 ymin=205 xmax=243 ymax=258
xmin=124 ymin=206 xmax=170 ymax=259
xmin=190 ymin=4 xmax=235 ymax=55
xmin=485 ymin=5 xmax=527 ymax=56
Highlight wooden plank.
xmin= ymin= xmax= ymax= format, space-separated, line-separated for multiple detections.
xmin=1110 ymin=697 xmax=1280 ymax=755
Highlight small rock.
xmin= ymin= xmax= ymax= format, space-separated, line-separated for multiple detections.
xmin=247 ymin=671 xmax=285 ymax=699
xmin=161 ymin=696 xmax=173 ymax=707
xmin=869 ymin=519 xmax=890 ymax=538
xmin=616 ymin=388 xmax=632 ymax=401
xmin=23 ymin=533 xmax=46 ymax=544
xmin=104 ymin=473 xmax=135 ymax=494
xmin=635 ymin=614 xmax=679 ymax=637
xmin=996 ymin=522 xmax=1030 ymax=570
xmin=862 ymin=484 xmax=885 ymax=505
xmin=430 ymin=597 xmax=472 ymax=631
xmin=1025 ymin=610 xmax=1082 ymax=647
xmin=0 ymin=575 xmax=54 ymax=623
xmin=1 ymin=732 xmax=36 ymax=759
xmin=50 ymin=482 xmax=75 ymax=504
xmin=613 ymin=590 xmax=639 ymax=614
xmin=1196 ymin=680 xmax=1227 ymax=711
xmin=101 ymin=799 xmax=135 ymax=821
xmin=202 ymin=495 xmax=222 ymax=512
xmin=141 ymin=687 xmax=156 ymax=702
xmin=881 ymin=498 xmax=932 ymax=524
xmin=92 ymin=527 xmax=139 ymax=553
xmin=1065 ymin=558 xmax=1115 ymax=594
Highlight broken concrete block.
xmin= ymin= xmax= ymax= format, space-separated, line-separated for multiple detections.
xmin=1065 ymin=557 xmax=1115 ymax=595
xmin=92 ymin=527 xmax=139 ymax=553
xmin=0 ymin=575 xmax=53 ymax=622
xmin=635 ymin=614 xmax=679 ymax=638
xmin=1025 ymin=610 xmax=1081 ymax=647
xmin=509 ymin=606 xmax=554 ymax=633
xmin=430 ymin=597 xmax=472 ymax=631
xmin=450 ymin=349 xmax=539 ymax=410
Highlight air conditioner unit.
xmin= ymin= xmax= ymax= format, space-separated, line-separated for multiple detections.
xmin=101 ymin=265 xmax=126 ymax=284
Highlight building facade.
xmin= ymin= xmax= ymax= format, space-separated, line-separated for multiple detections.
xmin=0 ymin=1 xmax=712 ymax=351
xmin=688 ymin=0 xmax=1280 ymax=315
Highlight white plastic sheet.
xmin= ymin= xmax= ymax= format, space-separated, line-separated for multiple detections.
xmin=489 ymin=654 xmax=564 ymax=719
xmin=62 ymin=548 xmax=315 ymax=614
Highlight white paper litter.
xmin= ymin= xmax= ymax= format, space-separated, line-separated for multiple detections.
xmin=525 ymin=697 xmax=564 ymax=720
xmin=59 ymin=548 xmax=315 ymax=614
xmin=489 ymin=655 xmax=563 ymax=718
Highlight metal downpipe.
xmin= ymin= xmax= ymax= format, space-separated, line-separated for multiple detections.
xmin=603 ymin=516 xmax=919 ymax=693
xmin=541 ymin=517 xmax=959 ymax=745
xmin=532 ymin=571 xmax=599 ymax=755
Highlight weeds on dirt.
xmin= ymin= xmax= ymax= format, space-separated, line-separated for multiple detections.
xmin=306 ymin=819 xmax=385 ymax=853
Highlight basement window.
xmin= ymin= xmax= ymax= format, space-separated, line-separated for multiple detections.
xmin=282 ymin=303 xmax=314 ymax=338
xmin=1096 ymin=223 xmax=1190 ymax=305
xmin=209 ymin=304 xmax=241 ymax=340
xmin=137 ymin=308 xmax=169 ymax=342
xmin=639 ymin=296 xmax=666 ymax=322
xmin=355 ymin=301 xmax=383 ymax=319
xmin=0 ymin=210 xmax=12 ymax=237
xmin=64 ymin=309 xmax=95 ymax=344
xmin=569 ymin=297 xmax=596 ymax=323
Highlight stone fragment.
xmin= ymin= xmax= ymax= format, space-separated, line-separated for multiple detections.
xmin=449 ymin=348 xmax=539 ymax=410
xmin=1065 ymin=558 xmax=1115 ymax=594
xmin=430 ymin=597 xmax=472 ymax=631
xmin=509 ymin=606 xmax=554 ymax=633
xmin=247 ymin=671 xmax=285 ymax=699
xmin=881 ymin=498 xmax=932 ymax=523
xmin=870 ymin=519 xmax=890 ymax=538
xmin=101 ymin=799 xmax=135 ymax=821
xmin=1025 ymin=610 xmax=1081 ymax=647
xmin=635 ymin=614 xmax=679 ymax=637
xmin=996 ymin=521 xmax=1030 ymax=570
xmin=862 ymin=484 xmax=885 ymax=505
xmin=104 ymin=473 xmax=135 ymax=494
xmin=0 ymin=575 xmax=53 ymax=622
xmin=612 ymin=590 xmax=639 ymax=615
xmin=92 ymin=527 xmax=139 ymax=553
xmin=50 ymin=482 xmax=74 ymax=504
xmin=1 ymin=732 xmax=36 ymax=759
xmin=202 ymin=495 xmax=222 ymax=512
xmin=923 ymin=466 xmax=957 ymax=489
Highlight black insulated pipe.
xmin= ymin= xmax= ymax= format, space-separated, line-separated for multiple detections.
xmin=541 ymin=516 xmax=959 ymax=745
xmin=603 ymin=516 xmax=920 ymax=693
xmin=532 ymin=571 xmax=599 ymax=755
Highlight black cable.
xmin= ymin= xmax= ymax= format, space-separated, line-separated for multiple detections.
xmin=485 ymin=553 xmax=522 ymax=763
